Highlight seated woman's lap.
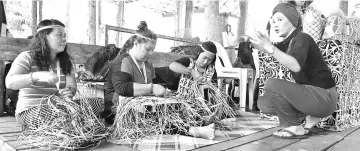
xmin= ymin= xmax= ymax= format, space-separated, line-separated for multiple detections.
xmin=16 ymin=97 xmax=104 ymax=128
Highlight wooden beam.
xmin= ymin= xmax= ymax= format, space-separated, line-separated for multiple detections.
xmin=184 ymin=0 xmax=193 ymax=39
xmin=31 ymin=1 xmax=37 ymax=36
xmin=88 ymin=0 xmax=97 ymax=45
xmin=115 ymin=0 xmax=124 ymax=47
xmin=105 ymin=25 xmax=202 ymax=45
xmin=163 ymin=8 xmax=204 ymax=17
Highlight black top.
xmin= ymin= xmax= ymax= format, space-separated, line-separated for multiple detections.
xmin=283 ymin=30 xmax=335 ymax=89
xmin=105 ymin=53 xmax=155 ymax=100
xmin=154 ymin=57 xmax=217 ymax=90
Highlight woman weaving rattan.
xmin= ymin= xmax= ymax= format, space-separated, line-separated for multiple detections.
xmin=105 ymin=21 xmax=218 ymax=140
xmin=5 ymin=19 xmax=106 ymax=150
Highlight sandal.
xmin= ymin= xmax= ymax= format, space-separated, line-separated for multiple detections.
xmin=304 ymin=127 xmax=328 ymax=136
xmin=273 ymin=129 xmax=309 ymax=139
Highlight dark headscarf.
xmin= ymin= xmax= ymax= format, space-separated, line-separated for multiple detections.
xmin=272 ymin=3 xmax=302 ymax=28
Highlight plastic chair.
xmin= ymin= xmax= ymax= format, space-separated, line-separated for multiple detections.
xmin=212 ymin=41 xmax=257 ymax=110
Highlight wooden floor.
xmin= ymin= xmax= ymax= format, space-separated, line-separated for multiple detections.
xmin=0 ymin=115 xmax=359 ymax=151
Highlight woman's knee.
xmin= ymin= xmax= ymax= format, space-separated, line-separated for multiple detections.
xmin=264 ymin=78 xmax=281 ymax=92
xmin=257 ymin=95 xmax=275 ymax=114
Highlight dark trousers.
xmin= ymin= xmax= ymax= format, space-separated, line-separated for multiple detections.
xmin=258 ymin=78 xmax=338 ymax=127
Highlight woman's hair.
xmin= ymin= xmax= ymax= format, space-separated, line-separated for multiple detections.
xmin=29 ymin=19 xmax=72 ymax=74
xmin=119 ymin=21 xmax=157 ymax=53
xmin=193 ymin=41 xmax=217 ymax=65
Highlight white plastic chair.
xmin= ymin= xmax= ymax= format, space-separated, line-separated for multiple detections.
xmin=212 ymin=41 xmax=254 ymax=109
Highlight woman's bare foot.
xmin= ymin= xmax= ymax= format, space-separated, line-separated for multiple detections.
xmin=189 ymin=123 xmax=215 ymax=140
xmin=273 ymin=125 xmax=306 ymax=137
xmin=304 ymin=115 xmax=321 ymax=129
xmin=219 ymin=117 xmax=236 ymax=125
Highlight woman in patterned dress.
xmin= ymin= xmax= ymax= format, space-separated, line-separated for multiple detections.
xmin=251 ymin=3 xmax=338 ymax=139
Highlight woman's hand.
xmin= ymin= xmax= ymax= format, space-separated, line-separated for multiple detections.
xmin=152 ymin=84 xmax=166 ymax=97
xmin=59 ymin=87 xmax=74 ymax=98
xmin=34 ymin=71 xmax=59 ymax=85
xmin=250 ymin=31 xmax=274 ymax=54
xmin=190 ymin=68 xmax=208 ymax=83
xmin=190 ymin=68 xmax=202 ymax=79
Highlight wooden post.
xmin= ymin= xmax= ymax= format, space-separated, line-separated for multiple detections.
xmin=0 ymin=61 xmax=4 ymax=116
xmin=203 ymin=1 xmax=227 ymax=43
xmin=65 ymin=0 xmax=70 ymax=36
xmin=115 ymin=0 xmax=124 ymax=47
xmin=88 ymin=0 xmax=96 ymax=45
xmin=184 ymin=0 xmax=193 ymax=39
xmin=175 ymin=0 xmax=184 ymax=46
xmin=31 ymin=1 xmax=37 ymax=36
xmin=38 ymin=1 xmax=43 ymax=23
xmin=105 ymin=25 xmax=109 ymax=46
xmin=237 ymin=0 xmax=248 ymax=38
xmin=97 ymin=0 xmax=102 ymax=45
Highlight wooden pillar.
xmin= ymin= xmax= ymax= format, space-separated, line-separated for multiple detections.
xmin=203 ymin=1 xmax=227 ymax=43
xmin=237 ymin=0 xmax=248 ymax=38
xmin=65 ymin=0 xmax=70 ymax=36
xmin=0 ymin=61 xmax=4 ymax=117
xmin=174 ymin=0 xmax=185 ymax=46
xmin=88 ymin=0 xmax=96 ymax=45
xmin=31 ymin=1 xmax=38 ymax=36
xmin=184 ymin=0 xmax=193 ymax=39
xmin=97 ymin=0 xmax=102 ymax=45
xmin=38 ymin=1 xmax=43 ymax=23
xmin=115 ymin=0 xmax=124 ymax=47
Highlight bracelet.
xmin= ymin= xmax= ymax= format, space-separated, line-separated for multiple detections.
xmin=30 ymin=72 xmax=36 ymax=84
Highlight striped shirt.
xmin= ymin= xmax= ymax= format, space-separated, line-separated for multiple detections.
xmin=14 ymin=51 xmax=67 ymax=114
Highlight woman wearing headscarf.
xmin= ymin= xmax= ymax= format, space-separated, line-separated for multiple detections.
xmin=250 ymin=3 xmax=338 ymax=139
